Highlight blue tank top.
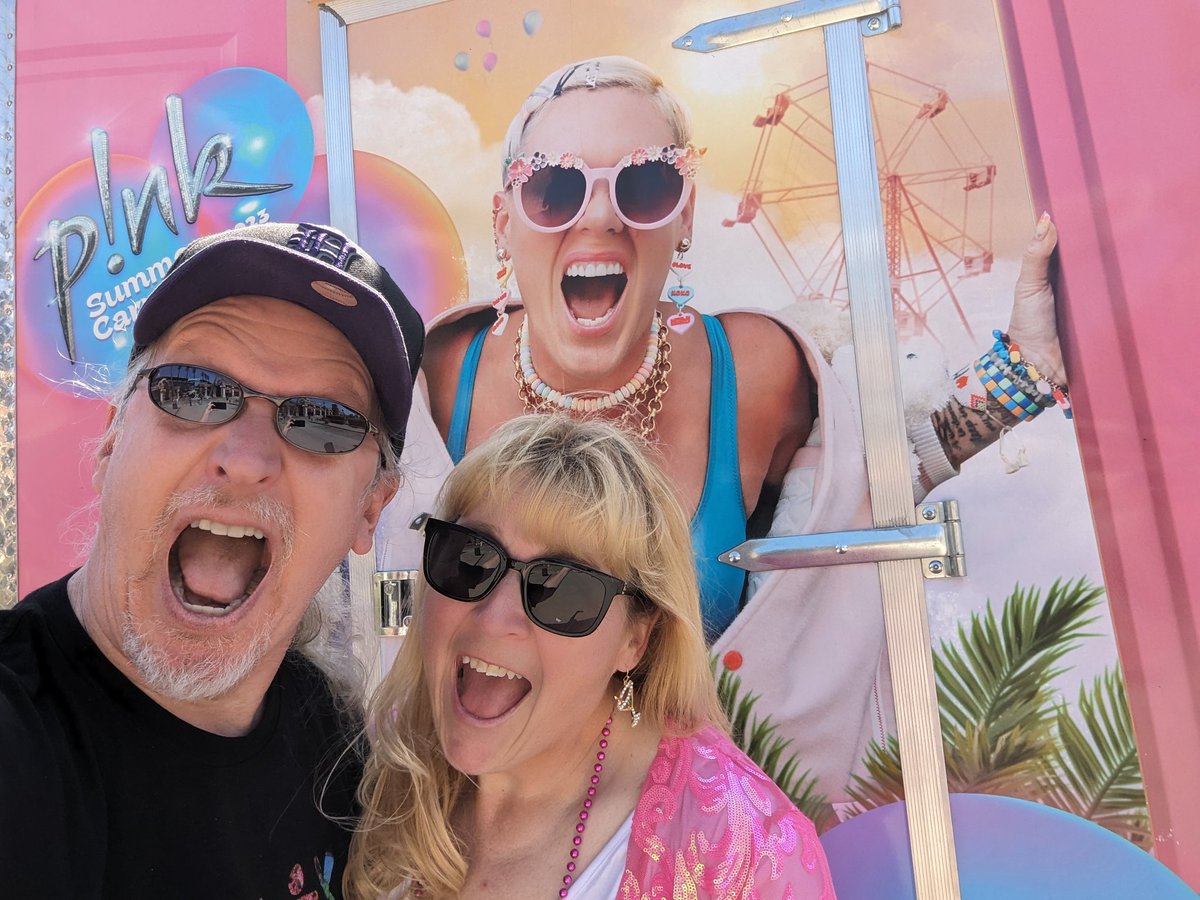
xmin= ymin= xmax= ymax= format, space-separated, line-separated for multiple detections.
xmin=447 ymin=314 xmax=746 ymax=637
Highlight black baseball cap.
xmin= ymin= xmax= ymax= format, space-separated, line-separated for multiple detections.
xmin=132 ymin=222 xmax=424 ymax=453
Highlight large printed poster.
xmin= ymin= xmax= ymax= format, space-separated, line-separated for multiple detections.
xmin=12 ymin=0 xmax=1187 ymax=893
xmin=282 ymin=0 xmax=1162 ymax=889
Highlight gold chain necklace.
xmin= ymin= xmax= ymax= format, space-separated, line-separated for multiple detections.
xmin=513 ymin=313 xmax=672 ymax=440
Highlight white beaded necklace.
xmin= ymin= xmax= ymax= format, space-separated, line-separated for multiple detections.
xmin=516 ymin=313 xmax=665 ymax=414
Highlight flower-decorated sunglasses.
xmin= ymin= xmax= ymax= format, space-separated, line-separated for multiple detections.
xmin=504 ymin=144 xmax=704 ymax=233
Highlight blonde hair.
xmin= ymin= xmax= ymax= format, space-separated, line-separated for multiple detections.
xmin=346 ymin=415 xmax=724 ymax=898
xmin=500 ymin=55 xmax=694 ymax=183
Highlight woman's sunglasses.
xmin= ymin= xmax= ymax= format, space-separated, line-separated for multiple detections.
xmin=412 ymin=514 xmax=645 ymax=638
xmin=504 ymin=143 xmax=703 ymax=233
xmin=135 ymin=363 xmax=379 ymax=455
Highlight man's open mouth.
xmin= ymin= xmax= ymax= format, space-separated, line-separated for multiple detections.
xmin=562 ymin=261 xmax=628 ymax=327
xmin=168 ymin=519 xmax=270 ymax=617
xmin=456 ymin=654 xmax=532 ymax=720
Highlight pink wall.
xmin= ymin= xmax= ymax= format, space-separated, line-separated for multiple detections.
xmin=998 ymin=0 xmax=1200 ymax=884
xmin=15 ymin=0 xmax=288 ymax=594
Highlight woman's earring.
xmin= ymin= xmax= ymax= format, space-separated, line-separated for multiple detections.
xmin=615 ymin=673 xmax=641 ymax=728
xmin=665 ymin=236 xmax=695 ymax=334
xmin=491 ymin=245 xmax=513 ymax=336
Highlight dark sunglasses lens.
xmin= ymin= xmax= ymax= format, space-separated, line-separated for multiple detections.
xmin=524 ymin=563 xmax=608 ymax=636
xmin=615 ymin=160 xmax=685 ymax=225
xmin=521 ymin=165 xmax=587 ymax=228
xmin=425 ymin=524 xmax=504 ymax=601
xmin=275 ymin=397 xmax=371 ymax=454
xmin=148 ymin=365 xmax=243 ymax=424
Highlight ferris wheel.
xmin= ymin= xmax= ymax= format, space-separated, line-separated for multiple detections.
xmin=725 ymin=63 xmax=995 ymax=345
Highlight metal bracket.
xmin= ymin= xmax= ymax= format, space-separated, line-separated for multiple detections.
xmin=719 ymin=499 xmax=964 ymax=578
xmin=374 ymin=569 xmax=418 ymax=636
xmin=674 ymin=0 xmax=901 ymax=53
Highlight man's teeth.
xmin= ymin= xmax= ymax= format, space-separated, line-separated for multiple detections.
xmin=565 ymin=261 xmax=625 ymax=278
xmin=190 ymin=519 xmax=265 ymax=540
xmin=462 ymin=655 xmax=523 ymax=680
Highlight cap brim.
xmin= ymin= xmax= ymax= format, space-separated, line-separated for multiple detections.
xmin=132 ymin=234 xmax=415 ymax=442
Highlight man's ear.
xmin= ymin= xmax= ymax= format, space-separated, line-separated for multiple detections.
xmin=350 ymin=474 xmax=400 ymax=556
xmin=91 ymin=405 xmax=119 ymax=494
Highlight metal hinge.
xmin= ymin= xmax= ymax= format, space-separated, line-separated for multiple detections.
xmin=374 ymin=568 xmax=419 ymax=635
xmin=673 ymin=0 xmax=901 ymax=53
xmin=719 ymin=499 xmax=965 ymax=578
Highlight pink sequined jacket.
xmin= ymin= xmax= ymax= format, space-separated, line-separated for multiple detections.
xmin=620 ymin=726 xmax=836 ymax=899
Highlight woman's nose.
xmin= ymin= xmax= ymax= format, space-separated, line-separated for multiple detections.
xmin=576 ymin=176 xmax=623 ymax=231
xmin=473 ymin=569 xmax=531 ymax=635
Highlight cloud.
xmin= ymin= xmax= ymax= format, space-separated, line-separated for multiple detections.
xmin=308 ymin=75 xmax=502 ymax=302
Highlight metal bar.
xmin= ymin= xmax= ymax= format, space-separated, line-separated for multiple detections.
xmin=1 ymin=0 xmax=15 ymax=608
xmin=824 ymin=18 xmax=961 ymax=898
xmin=318 ymin=6 xmax=359 ymax=241
xmin=721 ymin=523 xmax=948 ymax=571
xmin=321 ymin=0 xmax=450 ymax=26
xmin=675 ymin=0 xmax=888 ymax=53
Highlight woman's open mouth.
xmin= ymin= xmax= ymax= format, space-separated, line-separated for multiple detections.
xmin=455 ymin=654 xmax=532 ymax=720
xmin=168 ymin=519 xmax=270 ymax=617
xmin=562 ymin=261 xmax=628 ymax=327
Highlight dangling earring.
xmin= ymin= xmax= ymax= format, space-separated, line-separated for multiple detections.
xmin=615 ymin=672 xmax=641 ymax=728
xmin=665 ymin=236 xmax=695 ymax=334
xmin=491 ymin=246 xmax=513 ymax=336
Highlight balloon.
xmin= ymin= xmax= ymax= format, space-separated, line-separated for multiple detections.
xmin=16 ymin=155 xmax=202 ymax=393
xmin=475 ymin=19 xmax=491 ymax=38
xmin=148 ymin=67 xmax=314 ymax=234
xmin=523 ymin=10 xmax=544 ymax=35
xmin=291 ymin=151 xmax=468 ymax=323
xmin=453 ymin=51 xmax=470 ymax=71
xmin=821 ymin=794 xmax=1195 ymax=900
xmin=483 ymin=52 xmax=498 ymax=72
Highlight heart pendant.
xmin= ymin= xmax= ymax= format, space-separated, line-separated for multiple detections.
xmin=667 ymin=285 xmax=695 ymax=306
xmin=667 ymin=311 xmax=695 ymax=334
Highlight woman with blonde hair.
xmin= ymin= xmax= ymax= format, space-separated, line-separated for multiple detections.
xmin=380 ymin=53 xmax=1065 ymax=800
xmin=349 ymin=414 xmax=834 ymax=899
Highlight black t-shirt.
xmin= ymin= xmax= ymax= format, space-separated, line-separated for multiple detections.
xmin=0 ymin=575 xmax=364 ymax=899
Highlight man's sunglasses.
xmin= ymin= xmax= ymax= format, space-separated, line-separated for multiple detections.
xmin=504 ymin=144 xmax=703 ymax=233
xmin=135 ymin=363 xmax=379 ymax=455
xmin=412 ymin=514 xmax=645 ymax=638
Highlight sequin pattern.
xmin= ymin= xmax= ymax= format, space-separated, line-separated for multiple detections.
xmin=620 ymin=726 xmax=835 ymax=899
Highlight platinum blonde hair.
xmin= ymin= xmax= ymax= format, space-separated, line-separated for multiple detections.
xmin=500 ymin=55 xmax=695 ymax=182
xmin=346 ymin=414 xmax=724 ymax=899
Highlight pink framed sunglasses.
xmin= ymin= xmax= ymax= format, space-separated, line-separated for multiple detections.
xmin=504 ymin=144 xmax=704 ymax=233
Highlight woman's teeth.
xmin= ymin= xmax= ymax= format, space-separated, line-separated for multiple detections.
xmin=565 ymin=261 xmax=625 ymax=278
xmin=462 ymin=655 xmax=523 ymax=680
xmin=575 ymin=307 xmax=616 ymax=327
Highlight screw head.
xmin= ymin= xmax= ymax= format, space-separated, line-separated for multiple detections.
xmin=927 ymin=560 xmax=944 ymax=575
xmin=727 ymin=550 xmax=741 ymax=564
xmin=867 ymin=16 xmax=882 ymax=30
xmin=921 ymin=506 xmax=937 ymax=521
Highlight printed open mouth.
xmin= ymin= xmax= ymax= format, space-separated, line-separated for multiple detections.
xmin=562 ymin=261 xmax=628 ymax=327
xmin=168 ymin=519 xmax=270 ymax=617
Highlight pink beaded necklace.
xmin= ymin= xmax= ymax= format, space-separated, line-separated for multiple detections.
xmin=559 ymin=715 xmax=613 ymax=898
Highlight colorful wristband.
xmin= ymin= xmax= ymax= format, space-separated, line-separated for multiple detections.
xmin=974 ymin=353 xmax=1043 ymax=421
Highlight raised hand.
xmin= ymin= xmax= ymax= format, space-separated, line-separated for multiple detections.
xmin=1005 ymin=212 xmax=1065 ymax=385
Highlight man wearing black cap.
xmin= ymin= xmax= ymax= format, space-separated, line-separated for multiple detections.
xmin=0 ymin=223 xmax=424 ymax=898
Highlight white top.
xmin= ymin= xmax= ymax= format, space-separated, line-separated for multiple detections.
xmin=567 ymin=811 xmax=634 ymax=899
